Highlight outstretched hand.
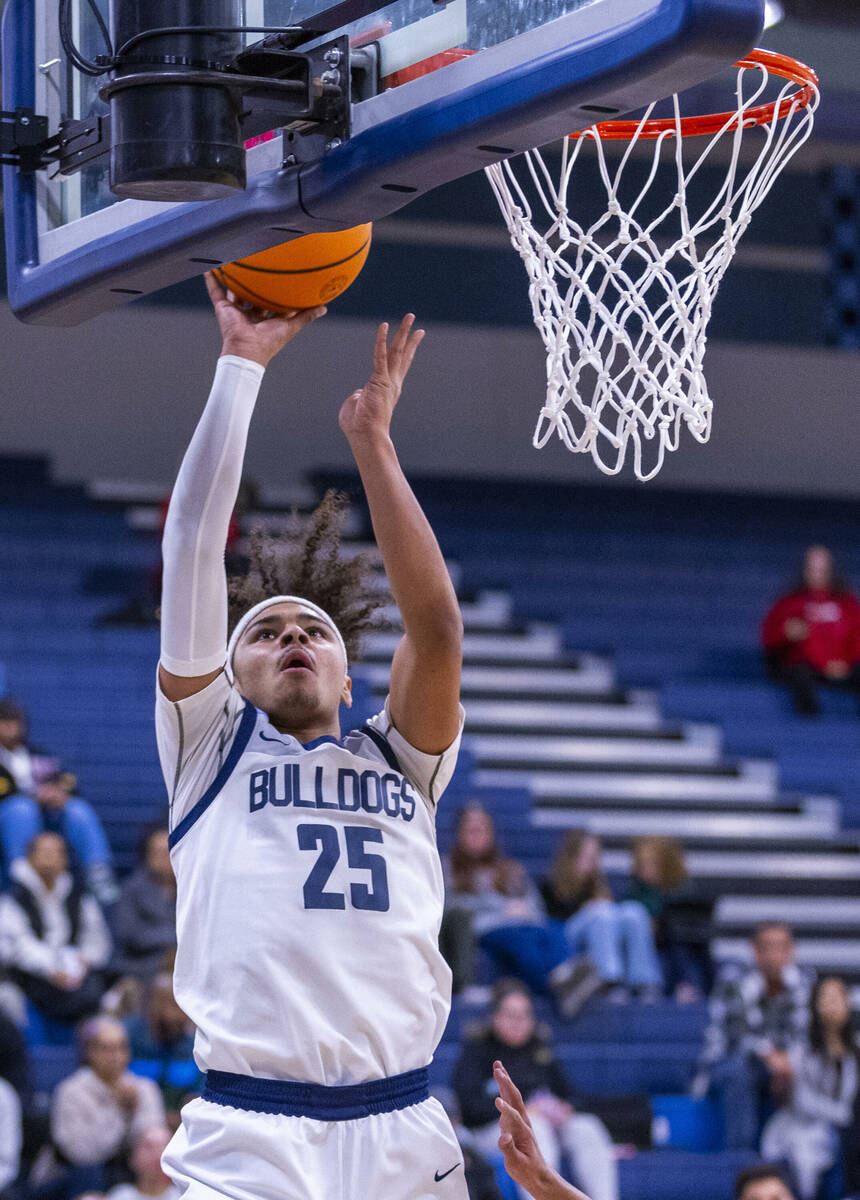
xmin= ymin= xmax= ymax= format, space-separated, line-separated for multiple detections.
xmin=205 ymin=271 xmax=326 ymax=368
xmin=339 ymin=315 xmax=424 ymax=446
xmin=494 ymin=1062 xmax=590 ymax=1200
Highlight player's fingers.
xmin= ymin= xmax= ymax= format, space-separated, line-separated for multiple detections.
xmin=494 ymin=1062 xmax=529 ymax=1118
xmin=498 ymin=1101 xmax=539 ymax=1155
xmin=400 ymin=328 xmax=425 ymax=373
xmin=204 ymin=270 xmax=228 ymax=306
xmin=372 ymin=322 xmax=390 ymax=376
xmin=291 ymin=304 xmax=327 ymax=329
xmin=390 ymin=312 xmax=415 ymax=354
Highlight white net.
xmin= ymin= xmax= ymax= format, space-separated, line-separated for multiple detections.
xmin=485 ymin=54 xmax=819 ymax=481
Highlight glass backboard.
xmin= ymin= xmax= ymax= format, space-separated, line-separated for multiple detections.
xmin=3 ymin=0 xmax=765 ymax=323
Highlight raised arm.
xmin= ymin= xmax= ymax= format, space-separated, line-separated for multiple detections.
xmin=339 ymin=317 xmax=463 ymax=754
xmin=158 ymin=274 xmax=325 ymax=702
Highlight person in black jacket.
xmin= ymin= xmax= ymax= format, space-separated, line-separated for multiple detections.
xmin=452 ymin=980 xmax=618 ymax=1200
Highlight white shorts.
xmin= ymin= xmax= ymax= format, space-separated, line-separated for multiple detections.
xmin=163 ymin=1093 xmax=469 ymax=1200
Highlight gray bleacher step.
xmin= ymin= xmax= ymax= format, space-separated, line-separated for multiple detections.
xmin=380 ymin=589 xmax=512 ymax=632
xmin=531 ymin=804 xmax=838 ymax=841
xmin=603 ymin=845 xmax=860 ymax=883
xmin=360 ymin=655 xmax=615 ymax=696
xmin=477 ymin=759 xmax=778 ymax=801
xmin=365 ymin=624 xmax=562 ymax=662
xmin=466 ymin=720 xmax=678 ymax=739
xmin=468 ymin=724 xmax=722 ymax=767
xmin=462 ymin=693 xmax=661 ymax=731
xmin=532 ymin=789 xmax=838 ymax=815
xmin=715 ymin=895 xmax=860 ymax=931
xmin=361 ymin=679 xmax=635 ymax=706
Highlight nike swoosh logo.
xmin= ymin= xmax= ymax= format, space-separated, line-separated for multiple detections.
xmin=259 ymin=730 xmax=294 ymax=747
xmin=434 ymin=1164 xmax=461 ymax=1182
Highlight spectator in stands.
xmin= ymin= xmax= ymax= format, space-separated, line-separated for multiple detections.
xmin=760 ymin=975 xmax=858 ymax=1200
xmin=0 ymin=701 xmax=39 ymax=802
xmin=453 ymin=979 xmax=618 ymax=1200
xmin=125 ymin=973 xmax=199 ymax=1128
xmin=106 ymin=1126 xmax=178 ymax=1200
xmin=734 ymin=1165 xmax=797 ymax=1200
xmin=693 ymin=921 xmax=814 ymax=1151
xmin=0 ymin=758 xmax=118 ymax=906
xmin=627 ymin=835 xmax=713 ymax=1002
xmin=493 ymin=1061 xmax=592 ymax=1200
xmin=51 ymin=1017 xmax=165 ymax=1192
xmin=441 ymin=805 xmax=569 ymax=999
xmin=112 ymin=830 xmax=176 ymax=984
xmin=762 ymin=545 xmax=860 ymax=715
xmin=540 ymin=830 xmax=663 ymax=1002
xmin=0 ymin=832 xmax=112 ymax=1024
xmin=0 ymin=1075 xmax=21 ymax=1200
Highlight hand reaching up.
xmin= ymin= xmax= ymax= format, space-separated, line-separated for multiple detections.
xmin=205 ymin=271 xmax=326 ymax=368
xmin=494 ymin=1061 xmax=591 ymax=1200
xmin=339 ymin=314 xmax=424 ymax=447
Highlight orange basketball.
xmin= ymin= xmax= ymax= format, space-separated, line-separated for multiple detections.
xmin=215 ymin=223 xmax=372 ymax=312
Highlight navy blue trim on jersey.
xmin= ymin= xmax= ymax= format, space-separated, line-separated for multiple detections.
xmin=202 ymin=1065 xmax=429 ymax=1120
xmin=301 ymin=734 xmax=342 ymax=751
xmin=168 ymin=700 xmax=258 ymax=850
xmin=360 ymin=724 xmax=401 ymax=773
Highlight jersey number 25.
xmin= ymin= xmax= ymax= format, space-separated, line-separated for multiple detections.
xmin=298 ymin=823 xmax=390 ymax=912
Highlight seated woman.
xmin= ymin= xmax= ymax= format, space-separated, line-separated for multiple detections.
xmin=540 ymin=830 xmax=663 ymax=1002
xmin=452 ymin=979 xmax=618 ymax=1200
xmin=442 ymin=804 xmax=569 ymax=998
xmin=627 ymin=835 xmax=713 ymax=1002
xmin=761 ymin=975 xmax=858 ymax=1200
xmin=124 ymin=973 xmax=200 ymax=1131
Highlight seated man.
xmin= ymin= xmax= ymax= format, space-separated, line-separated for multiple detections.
xmin=0 ymin=759 xmax=117 ymax=905
xmin=0 ymin=832 xmax=112 ymax=1024
xmin=112 ymin=830 xmax=175 ymax=983
xmin=762 ymin=545 xmax=860 ymax=716
xmin=693 ymin=921 xmax=813 ymax=1150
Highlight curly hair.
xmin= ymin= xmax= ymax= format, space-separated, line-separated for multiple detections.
xmin=227 ymin=490 xmax=388 ymax=662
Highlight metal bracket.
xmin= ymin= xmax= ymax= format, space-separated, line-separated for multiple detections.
xmin=2 ymin=33 xmax=377 ymax=178
xmin=0 ymin=107 xmax=51 ymax=171
xmin=56 ymin=114 xmax=112 ymax=174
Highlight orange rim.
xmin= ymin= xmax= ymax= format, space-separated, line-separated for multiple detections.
xmin=572 ymin=48 xmax=818 ymax=141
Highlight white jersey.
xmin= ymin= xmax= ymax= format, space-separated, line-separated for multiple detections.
xmin=155 ymin=672 xmax=462 ymax=1087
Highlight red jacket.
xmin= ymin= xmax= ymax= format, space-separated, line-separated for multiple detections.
xmin=762 ymin=588 xmax=860 ymax=670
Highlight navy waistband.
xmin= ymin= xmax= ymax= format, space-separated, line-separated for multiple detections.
xmin=202 ymin=1066 xmax=430 ymax=1121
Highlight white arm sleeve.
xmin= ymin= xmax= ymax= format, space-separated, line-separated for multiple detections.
xmin=160 ymin=355 xmax=265 ymax=676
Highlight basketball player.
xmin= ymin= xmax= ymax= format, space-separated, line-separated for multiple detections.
xmin=156 ymin=273 xmax=466 ymax=1200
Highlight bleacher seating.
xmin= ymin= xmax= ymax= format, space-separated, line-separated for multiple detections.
xmin=3 ymin=456 xmax=860 ymax=1199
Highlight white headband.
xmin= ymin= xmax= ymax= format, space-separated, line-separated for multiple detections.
xmin=226 ymin=595 xmax=348 ymax=682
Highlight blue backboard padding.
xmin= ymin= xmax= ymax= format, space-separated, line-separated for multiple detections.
xmin=3 ymin=0 xmax=764 ymax=324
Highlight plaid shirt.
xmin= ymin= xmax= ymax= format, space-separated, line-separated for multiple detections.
xmin=698 ymin=960 xmax=814 ymax=1075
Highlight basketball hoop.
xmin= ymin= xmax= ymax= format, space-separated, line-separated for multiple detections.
xmin=485 ymin=49 xmax=819 ymax=481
